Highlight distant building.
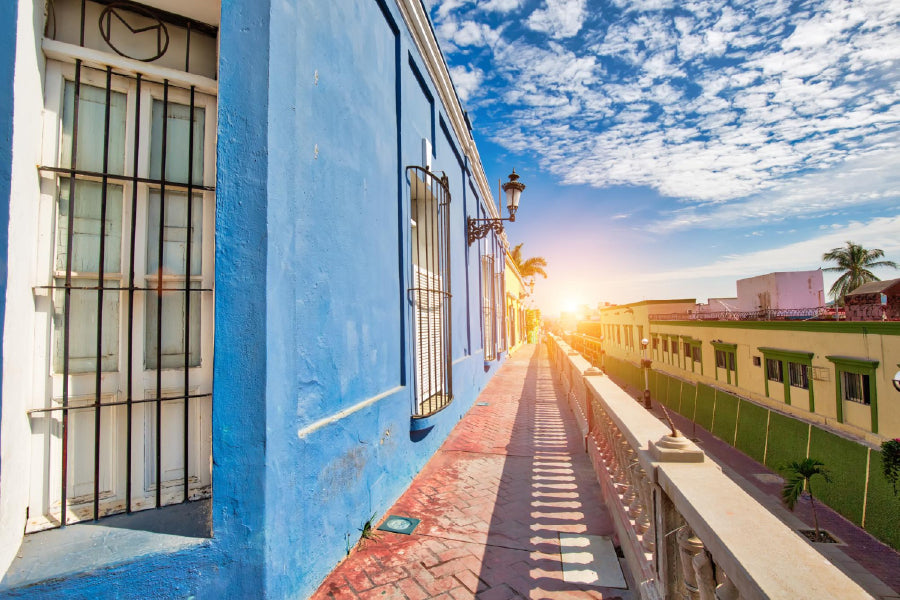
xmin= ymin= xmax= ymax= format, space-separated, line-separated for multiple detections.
xmin=845 ymin=279 xmax=900 ymax=321
xmin=695 ymin=270 xmax=825 ymax=317
xmin=584 ymin=297 xmax=899 ymax=442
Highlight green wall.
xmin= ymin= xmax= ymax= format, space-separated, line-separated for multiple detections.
xmin=712 ymin=391 xmax=739 ymax=445
xmin=570 ymin=342 xmax=899 ymax=551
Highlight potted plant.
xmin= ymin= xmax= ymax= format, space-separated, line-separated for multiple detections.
xmin=780 ymin=458 xmax=831 ymax=542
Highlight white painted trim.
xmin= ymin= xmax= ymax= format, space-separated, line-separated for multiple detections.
xmin=393 ymin=0 xmax=500 ymax=221
xmin=296 ymin=386 xmax=405 ymax=440
xmin=42 ymin=38 xmax=218 ymax=95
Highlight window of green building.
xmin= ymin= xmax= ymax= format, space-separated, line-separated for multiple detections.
xmin=712 ymin=342 xmax=737 ymax=386
xmin=827 ymin=355 xmax=879 ymax=433
xmin=759 ymin=348 xmax=814 ymax=410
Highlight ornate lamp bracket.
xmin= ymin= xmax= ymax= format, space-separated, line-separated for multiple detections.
xmin=467 ymin=217 xmax=510 ymax=246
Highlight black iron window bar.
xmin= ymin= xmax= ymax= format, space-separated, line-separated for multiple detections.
xmin=30 ymin=0 xmax=216 ymax=529
xmin=407 ymin=166 xmax=453 ymax=418
xmin=482 ymin=249 xmax=496 ymax=362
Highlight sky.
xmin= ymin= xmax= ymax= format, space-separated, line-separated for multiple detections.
xmin=424 ymin=0 xmax=900 ymax=316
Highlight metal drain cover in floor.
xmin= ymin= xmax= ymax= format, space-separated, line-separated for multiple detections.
xmin=377 ymin=515 xmax=420 ymax=535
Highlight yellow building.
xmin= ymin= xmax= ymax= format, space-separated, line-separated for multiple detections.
xmin=584 ymin=300 xmax=900 ymax=443
xmin=504 ymin=253 xmax=529 ymax=353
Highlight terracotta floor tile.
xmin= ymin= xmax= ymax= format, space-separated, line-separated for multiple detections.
xmin=313 ymin=345 xmax=629 ymax=600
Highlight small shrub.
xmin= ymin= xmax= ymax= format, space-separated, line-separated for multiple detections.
xmin=882 ymin=439 xmax=900 ymax=496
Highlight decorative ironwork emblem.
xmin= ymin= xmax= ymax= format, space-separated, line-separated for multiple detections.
xmin=99 ymin=2 xmax=170 ymax=62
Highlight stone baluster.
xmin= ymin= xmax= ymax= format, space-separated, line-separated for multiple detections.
xmin=691 ymin=548 xmax=717 ymax=600
xmin=676 ymin=526 xmax=704 ymax=600
xmin=715 ymin=574 xmax=741 ymax=600
xmin=624 ymin=448 xmax=641 ymax=519
xmin=613 ymin=431 xmax=628 ymax=489
xmin=634 ymin=467 xmax=652 ymax=540
xmin=597 ymin=410 xmax=614 ymax=464
xmin=601 ymin=413 xmax=616 ymax=464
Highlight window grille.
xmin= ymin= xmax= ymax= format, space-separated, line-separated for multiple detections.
xmin=766 ymin=358 xmax=784 ymax=383
xmin=408 ymin=166 xmax=452 ymax=417
xmin=841 ymin=372 xmax=870 ymax=405
xmin=788 ymin=362 xmax=809 ymax=389
xmin=28 ymin=0 xmax=216 ymax=531
xmin=495 ymin=269 xmax=505 ymax=352
xmin=482 ymin=255 xmax=496 ymax=361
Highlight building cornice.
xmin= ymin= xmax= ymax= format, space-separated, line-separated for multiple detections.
xmin=394 ymin=0 xmax=499 ymax=221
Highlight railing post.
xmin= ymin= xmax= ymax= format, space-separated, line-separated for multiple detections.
xmin=676 ymin=526 xmax=704 ymax=600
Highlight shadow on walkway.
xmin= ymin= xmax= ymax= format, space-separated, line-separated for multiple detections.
xmin=312 ymin=344 xmax=633 ymax=599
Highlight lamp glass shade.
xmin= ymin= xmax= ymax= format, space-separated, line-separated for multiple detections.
xmin=506 ymin=186 xmax=522 ymax=212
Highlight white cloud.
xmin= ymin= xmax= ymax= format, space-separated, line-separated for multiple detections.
xmin=448 ymin=65 xmax=484 ymax=103
xmin=527 ymin=0 xmax=588 ymax=39
xmin=431 ymin=0 xmax=900 ymax=223
xmin=647 ymin=148 xmax=900 ymax=232
xmin=480 ymin=0 xmax=522 ymax=13
xmin=632 ymin=214 xmax=900 ymax=284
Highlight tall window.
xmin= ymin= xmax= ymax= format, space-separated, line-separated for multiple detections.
xmin=759 ymin=347 xmax=814 ymax=409
xmin=409 ymin=167 xmax=452 ymax=417
xmin=29 ymin=1 xmax=216 ymax=532
xmin=495 ymin=269 xmax=506 ymax=352
xmin=712 ymin=342 xmax=737 ymax=386
xmin=481 ymin=255 xmax=496 ymax=361
xmin=827 ymin=355 xmax=879 ymax=433
xmin=766 ymin=358 xmax=783 ymax=383
xmin=840 ymin=372 xmax=870 ymax=405
xmin=789 ymin=362 xmax=809 ymax=390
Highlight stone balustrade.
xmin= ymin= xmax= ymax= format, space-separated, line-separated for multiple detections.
xmin=546 ymin=334 xmax=873 ymax=600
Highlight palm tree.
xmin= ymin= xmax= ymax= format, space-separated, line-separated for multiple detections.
xmin=780 ymin=458 xmax=831 ymax=541
xmin=823 ymin=241 xmax=897 ymax=305
xmin=510 ymin=243 xmax=548 ymax=279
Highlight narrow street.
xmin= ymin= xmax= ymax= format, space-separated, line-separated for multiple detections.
xmin=313 ymin=344 xmax=632 ymax=600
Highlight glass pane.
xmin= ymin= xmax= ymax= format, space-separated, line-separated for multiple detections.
xmin=145 ymin=282 xmax=201 ymax=370
xmin=146 ymin=191 xmax=203 ymax=276
xmin=56 ymin=179 xmax=123 ymax=274
xmin=53 ymin=279 xmax=120 ymax=373
xmin=61 ymin=81 xmax=127 ymax=175
xmin=150 ymin=100 xmax=204 ymax=185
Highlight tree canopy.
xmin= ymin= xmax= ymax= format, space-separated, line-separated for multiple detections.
xmin=510 ymin=243 xmax=548 ymax=279
xmin=822 ymin=241 xmax=897 ymax=304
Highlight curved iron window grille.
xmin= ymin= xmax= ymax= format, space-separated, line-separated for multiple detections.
xmin=482 ymin=254 xmax=496 ymax=362
xmin=407 ymin=166 xmax=452 ymax=418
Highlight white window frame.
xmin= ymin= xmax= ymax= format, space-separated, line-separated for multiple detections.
xmin=27 ymin=53 xmax=216 ymax=532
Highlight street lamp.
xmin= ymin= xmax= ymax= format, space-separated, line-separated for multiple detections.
xmin=641 ymin=338 xmax=652 ymax=409
xmin=467 ymin=170 xmax=526 ymax=245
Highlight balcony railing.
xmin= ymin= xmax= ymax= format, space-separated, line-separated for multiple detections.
xmin=546 ymin=334 xmax=870 ymax=600
xmin=651 ymin=307 xmax=833 ymax=321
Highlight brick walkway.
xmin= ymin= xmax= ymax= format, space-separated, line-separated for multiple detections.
xmin=312 ymin=345 xmax=632 ymax=600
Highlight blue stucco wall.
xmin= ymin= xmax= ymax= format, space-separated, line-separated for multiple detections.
xmin=262 ymin=1 xmax=505 ymax=596
xmin=0 ymin=0 xmax=15 ymax=468
xmin=2 ymin=1 xmax=505 ymax=597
